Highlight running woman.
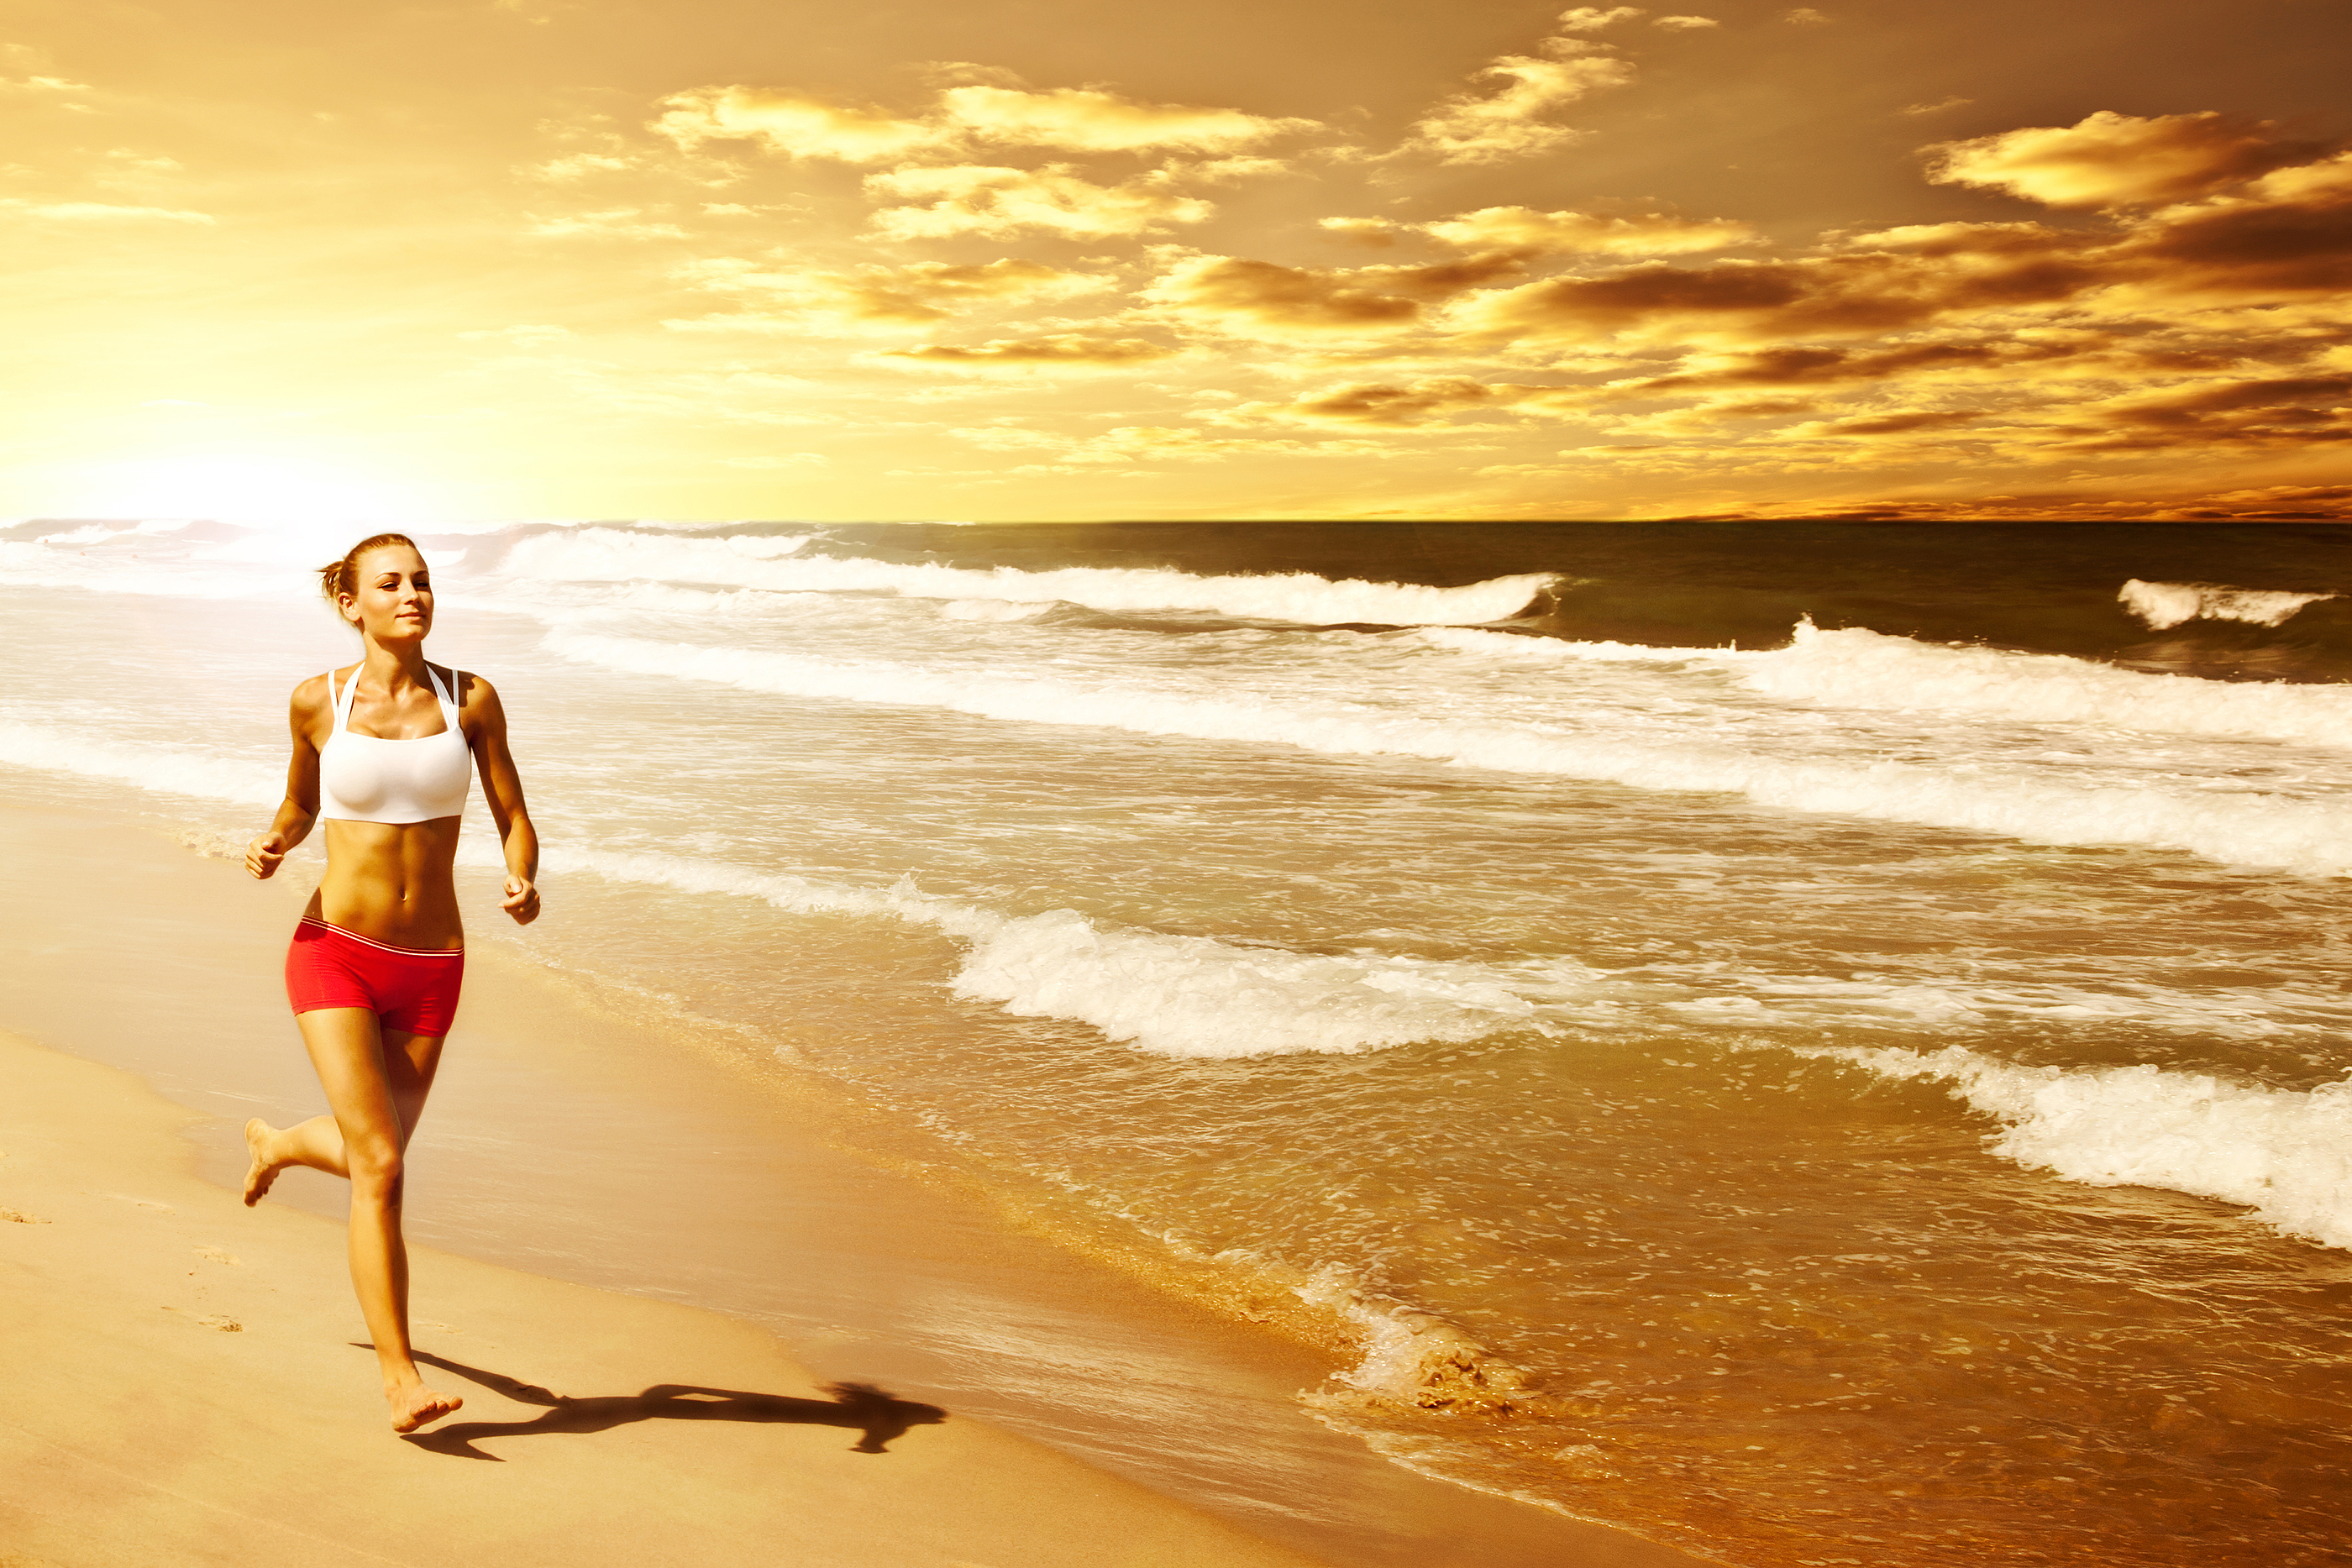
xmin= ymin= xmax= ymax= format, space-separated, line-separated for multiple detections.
xmin=241 ymin=532 xmax=539 ymax=1432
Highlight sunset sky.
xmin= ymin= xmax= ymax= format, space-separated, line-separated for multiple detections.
xmin=4 ymin=0 xmax=2349 ymax=522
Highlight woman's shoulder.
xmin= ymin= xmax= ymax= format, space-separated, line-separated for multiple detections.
xmin=439 ymin=665 xmax=504 ymax=716
xmin=291 ymin=668 xmax=349 ymax=709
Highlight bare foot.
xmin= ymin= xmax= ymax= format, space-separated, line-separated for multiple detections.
xmin=387 ymin=1381 xmax=463 ymax=1432
xmin=241 ymin=1120 xmax=281 ymax=1206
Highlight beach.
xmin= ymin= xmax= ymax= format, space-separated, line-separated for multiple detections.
xmin=0 ymin=800 xmax=1700 ymax=1568
xmin=4 ymin=517 xmax=2349 ymax=1566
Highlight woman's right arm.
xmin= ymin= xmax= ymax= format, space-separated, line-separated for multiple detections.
xmin=247 ymin=677 xmax=326 ymax=880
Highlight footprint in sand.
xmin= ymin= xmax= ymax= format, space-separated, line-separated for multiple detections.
xmin=198 ymin=1316 xmax=243 ymax=1333
xmin=195 ymin=1246 xmax=240 ymax=1265
xmin=3 ymin=1209 xmax=50 ymax=1225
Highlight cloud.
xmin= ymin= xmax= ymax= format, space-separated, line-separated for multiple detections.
xmin=1557 ymin=6 xmax=1646 ymax=29
xmin=1652 ymin=15 xmax=1720 ymax=29
xmin=653 ymin=86 xmax=949 ymax=164
xmin=528 ymin=152 xmax=639 ymax=180
xmin=652 ymin=79 xmax=1312 ymax=170
xmin=947 ymin=422 xmax=1396 ymax=468
xmin=1421 ymin=205 xmax=1758 ymax=254
xmin=1399 ymin=39 xmax=1635 ymax=164
xmin=525 ymin=207 xmax=687 ymax=239
xmin=864 ymin=164 xmax=1212 ymax=239
xmin=1143 ymin=251 xmax=1535 ymax=338
xmin=871 ymin=334 xmax=1182 ymax=372
xmin=669 ymin=256 xmax=1109 ymax=332
xmin=0 ymin=199 xmax=214 ymax=223
xmin=937 ymin=85 xmax=1315 ymax=152
xmin=1782 ymin=8 xmax=1830 ymax=23
xmin=1221 ymin=376 xmax=1567 ymax=427
xmin=1901 ymin=96 xmax=1973 ymax=117
xmin=1926 ymin=110 xmax=2326 ymax=208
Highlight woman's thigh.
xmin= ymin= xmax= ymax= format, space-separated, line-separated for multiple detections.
xmin=296 ymin=1008 xmax=407 ymax=1162
xmin=379 ymin=1027 xmax=448 ymax=1145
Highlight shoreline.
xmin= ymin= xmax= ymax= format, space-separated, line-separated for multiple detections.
xmin=0 ymin=1025 xmax=1333 ymax=1568
xmin=0 ymin=797 xmax=1709 ymax=1568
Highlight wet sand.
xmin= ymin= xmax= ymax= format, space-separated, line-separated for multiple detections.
xmin=0 ymin=800 xmax=1709 ymax=1568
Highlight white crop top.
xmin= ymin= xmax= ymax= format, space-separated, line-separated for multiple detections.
xmin=317 ymin=664 xmax=473 ymax=824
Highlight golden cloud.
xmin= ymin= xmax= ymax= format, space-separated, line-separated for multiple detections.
xmin=1926 ymin=110 xmax=2326 ymax=208
xmin=937 ymin=85 xmax=1315 ymax=153
xmin=872 ymin=333 xmax=1181 ymax=372
xmin=667 ymin=256 xmax=1107 ymax=333
xmin=653 ymin=86 xmax=949 ymax=164
xmin=1557 ymin=6 xmax=1646 ymax=30
xmin=1421 ymin=205 xmax=1757 ymax=254
xmin=1144 ymin=252 xmax=1534 ymax=338
xmin=865 ymin=164 xmax=1210 ymax=239
xmin=1401 ymin=40 xmax=1635 ymax=164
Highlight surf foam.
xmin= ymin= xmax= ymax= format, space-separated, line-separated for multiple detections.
xmin=506 ymin=529 xmax=1552 ymax=627
xmin=2120 ymin=579 xmax=2337 ymax=631
xmin=1809 ymin=1043 xmax=2352 ymax=1251
xmin=549 ymin=630 xmax=2352 ymax=876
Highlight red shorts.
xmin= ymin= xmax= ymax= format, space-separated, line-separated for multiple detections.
xmin=284 ymin=918 xmax=465 ymax=1037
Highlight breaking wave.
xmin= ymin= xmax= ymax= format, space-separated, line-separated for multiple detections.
xmin=549 ymin=629 xmax=2352 ymax=876
xmin=2119 ymin=578 xmax=2337 ymax=631
xmin=502 ymin=528 xmax=1553 ymax=627
xmin=1422 ymin=621 xmax=2352 ymax=751
xmin=1811 ymin=1043 xmax=2352 ymax=1251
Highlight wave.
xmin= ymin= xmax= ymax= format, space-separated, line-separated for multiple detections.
xmin=545 ymin=846 xmax=1557 ymax=1059
xmin=1740 ymin=623 xmax=2352 ymax=751
xmin=2119 ymin=578 xmax=2337 ymax=632
xmin=0 ymin=719 xmax=280 ymax=805
xmin=502 ymin=528 xmax=1553 ymax=627
xmin=549 ymin=630 xmax=2352 ymax=876
xmin=1421 ymin=621 xmax=2352 ymax=751
xmin=1809 ymin=1043 xmax=2352 ymax=1251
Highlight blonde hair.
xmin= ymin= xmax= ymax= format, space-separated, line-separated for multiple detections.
xmin=318 ymin=532 xmax=422 ymax=609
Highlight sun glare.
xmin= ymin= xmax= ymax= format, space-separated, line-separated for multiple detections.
xmin=67 ymin=454 xmax=436 ymax=528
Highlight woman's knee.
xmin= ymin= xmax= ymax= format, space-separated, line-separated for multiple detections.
xmin=348 ymin=1141 xmax=406 ymax=1201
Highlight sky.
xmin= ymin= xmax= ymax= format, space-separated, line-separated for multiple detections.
xmin=3 ymin=0 xmax=2349 ymax=523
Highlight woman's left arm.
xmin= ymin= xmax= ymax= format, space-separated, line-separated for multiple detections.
xmin=460 ymin=670 xmax=541 ymax=926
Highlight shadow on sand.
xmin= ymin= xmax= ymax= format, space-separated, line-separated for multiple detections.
xmin=379 ymin=1348 xmax=948 ymax=1461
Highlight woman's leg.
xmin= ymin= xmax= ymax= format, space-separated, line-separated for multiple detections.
xmin=244 ymin=1023 xmax=444 ymax=1198
xmin=287 ymin=1007 xmax=460 ymax=1430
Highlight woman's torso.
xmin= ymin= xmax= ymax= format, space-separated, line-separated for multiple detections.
xmin=307 ymin=661 xmax=472 ymax=950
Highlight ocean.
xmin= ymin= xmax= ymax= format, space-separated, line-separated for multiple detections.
xmin=4 ymin=516 xmax=2349 ymax=1566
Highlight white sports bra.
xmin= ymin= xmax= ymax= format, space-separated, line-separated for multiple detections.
xmin=317 ymin=664 xmax=472 ymax=825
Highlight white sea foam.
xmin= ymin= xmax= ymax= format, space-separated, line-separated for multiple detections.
xmin=940 ymin=599 xmax=1058 ymax=622
xmin=1424 ymin=620 xmax=2352 ymax=751
xmin=504 ymin=528 xmax=1553 ymax=627
xmin=1410 ymin=627 xmax=1738 ymax=663
xmin=1810 ymin=1044 xmax=2352 ymax=1251
xmin=1738 ymin=623 xmax=2352 ymax=751
xmin=549 ymin=630 xmax=2352 ymax=875
xmin=0 ymin=719 xmax=279 ymax=805
xmin=546 ymin=847 xmax=1558 ymax=1058
xmin=953 ymin=909 xmax=1561 ymax=1057
xmin=2120 ymin=578 xmax=2336 ymax=631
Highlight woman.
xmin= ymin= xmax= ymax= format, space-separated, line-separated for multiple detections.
xmin=242 ymin=532 xmax=539 ymax=1432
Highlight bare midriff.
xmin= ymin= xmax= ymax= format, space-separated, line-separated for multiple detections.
xmin=307 ymin=817 xmax=466 ymax=950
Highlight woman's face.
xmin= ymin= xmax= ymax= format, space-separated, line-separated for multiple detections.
xmin=341 ymin=544 xmax=433 ymax=644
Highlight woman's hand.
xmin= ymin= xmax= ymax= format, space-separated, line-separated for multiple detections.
xmin=501 ymin=874 xmax=541 ymax=926
xmin=246 ymin=831 xmax=287 ymax=880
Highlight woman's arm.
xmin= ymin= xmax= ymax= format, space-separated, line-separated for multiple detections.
xmin=459 ymin=671 xmax=540 ymax=926
xmin=247 ymin=678 xmax=326 ymax=880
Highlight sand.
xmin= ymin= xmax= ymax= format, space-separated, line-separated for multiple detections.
xmin=0 ymin=1029 xmax=1354 ymax=1568
xmin=0 ymin=799 xmax=1709 ymax=1568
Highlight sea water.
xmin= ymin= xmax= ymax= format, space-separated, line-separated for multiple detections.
xmin=4 ymin=517 xmax=2349 ymax=1566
